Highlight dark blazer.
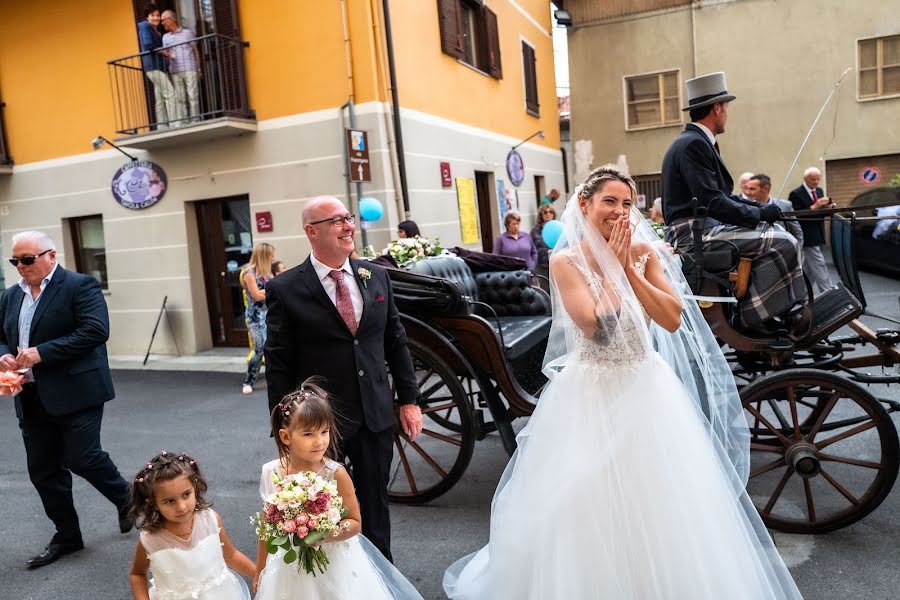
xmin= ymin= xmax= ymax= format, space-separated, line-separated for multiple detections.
xmin=0 ymin=267 xmax=114 ymax=418
xmin=661 ymin=123 xmax=761 ymax=229
xmin=788 ymin=184 xmax=827 ymax=247
xmin=265 ymin=257 xmax=418 ymax=436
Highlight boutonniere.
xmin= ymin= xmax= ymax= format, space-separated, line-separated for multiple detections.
xmin=357 ymin=267 xmax=371 ymax=288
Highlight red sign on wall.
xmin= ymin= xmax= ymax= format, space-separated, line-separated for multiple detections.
xmin=440 ymin=162 xmax=452 ymax=187
xmin=256 ymin=211 xmax=273 ymax=233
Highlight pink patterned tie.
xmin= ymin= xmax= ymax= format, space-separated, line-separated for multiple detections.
xmin=329 ymin=270 xmax=358 ymax=336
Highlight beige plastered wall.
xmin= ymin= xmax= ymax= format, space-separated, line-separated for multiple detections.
xmin=0 ymin=103 xmax=563 ymax=355
xmin=568 ymin=0 xmax=900 ymax=196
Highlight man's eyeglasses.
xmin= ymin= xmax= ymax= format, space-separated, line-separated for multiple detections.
xmin=9 ymin=249 xmax=52 ymax=267
xmin=308 ymin=214 xmax=356 ymax=228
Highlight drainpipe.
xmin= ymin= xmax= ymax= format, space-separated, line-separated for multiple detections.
xmin=380 ymin=0 xmax=411 ymax=217
xmin=340 ymin=0 xmax=356 ymax=102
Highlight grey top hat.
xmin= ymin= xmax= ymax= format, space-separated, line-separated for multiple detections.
xmin=682 ymin=72 xmax=736 ymax=111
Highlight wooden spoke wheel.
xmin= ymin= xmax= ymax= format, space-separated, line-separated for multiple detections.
xmin=388 ymin=341 xmax=475 ymax=504
xmin=742 ymin=369 xmax=899 ymax=534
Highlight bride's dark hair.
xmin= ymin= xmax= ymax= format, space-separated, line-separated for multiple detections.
xmin=578 ymin=164 xmax=638 ymax=203
xmin=128 ymin=451 xmax=211 ymax=532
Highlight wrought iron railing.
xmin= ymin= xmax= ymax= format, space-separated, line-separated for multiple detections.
xmin=107 ymin=33 xmax=253 ymax=135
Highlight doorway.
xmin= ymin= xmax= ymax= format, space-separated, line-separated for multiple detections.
xmin=474 ymin=171 xmax=497 ymax=253
xmin=195 ymin=195 xmax=253 ymax=346
xmin=534 ymin=174 xmax=546 ymax=208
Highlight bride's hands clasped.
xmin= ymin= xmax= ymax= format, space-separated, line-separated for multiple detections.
xmin=608 ymin=215 xmax=634 ymax=270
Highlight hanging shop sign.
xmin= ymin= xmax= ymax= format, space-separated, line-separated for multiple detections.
xmin=506 ymin=149 xmax=525 ymax=187
xmin=347 ymin=129 xmax=371 ymax=182
xmin=111 ymin=160 xmax=168 ymax=210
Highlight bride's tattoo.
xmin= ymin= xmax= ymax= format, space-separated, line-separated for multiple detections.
xmin=593 ymin=313 xmax=618 ymax=345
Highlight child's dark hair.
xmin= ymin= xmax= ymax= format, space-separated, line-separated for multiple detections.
xmin=271 ymin=378 xmax=340 ymax=467
xmin=128 ymin=451 xmax=211 ymax=532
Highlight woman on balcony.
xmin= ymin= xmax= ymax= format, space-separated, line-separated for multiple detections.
xmin=138 ymin=4 xmax=177 ymax=130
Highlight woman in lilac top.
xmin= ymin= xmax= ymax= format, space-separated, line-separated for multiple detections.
xmin=492 ymin=212 xmax=538 ymax=271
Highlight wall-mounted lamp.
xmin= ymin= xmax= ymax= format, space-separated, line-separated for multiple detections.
xmin=512 ymin=130 xmax=544 ymax=150
xmin=554 ymin=9 xmax=572 ymax=27
xmin=91 ymin=136 xmax=137 ymax=161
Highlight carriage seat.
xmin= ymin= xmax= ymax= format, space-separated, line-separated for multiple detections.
xmin=409 ymin=256 xmax=552 ymax=360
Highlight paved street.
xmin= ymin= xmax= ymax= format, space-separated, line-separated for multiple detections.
xmin=1 ymin=266 xmax=898 ymax=600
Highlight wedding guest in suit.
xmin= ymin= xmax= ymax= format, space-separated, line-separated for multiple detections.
xmin=493 ymin=212 xmax=538 ymax=271
xmin=661 ymin=72 xmax=806 ymax=331
xmin=0 ymin=231 xmax=131 ymax=569
xmin=745 ymin=173 xmax=804 ymax=247
xmin=788 ymin=167 xmax=834 ymax=294
xmin=265 ymin=196 xmax=423 ymax=561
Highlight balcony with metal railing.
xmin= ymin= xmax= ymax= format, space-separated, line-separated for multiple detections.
xmin=107 ymin=34 xmax=256 ymax=150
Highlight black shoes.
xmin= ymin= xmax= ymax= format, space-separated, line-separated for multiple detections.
xmin=26 ymin=541 xmax=84 ymax=570
xmin=118 ymin=504 xmax=134 ymax=534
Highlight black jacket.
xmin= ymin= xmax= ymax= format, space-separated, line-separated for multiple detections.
xmin=661 ymin=123 xmax=761 ymax=229
xmin=264 ymin=257 xmax=418 ymax=436
xmin=788 ymin=184 xmax=827 ymax=247
xmin=0 ymin=267 xmax=114 ymax=418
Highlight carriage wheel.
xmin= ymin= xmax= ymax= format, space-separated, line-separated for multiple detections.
xmin=388 ymin=341 xmax=475 ymax=505
xmin=423 ymin=376 xmax=476 ymax=433
xmin=742 ymin=369 xmax=899 ymax=534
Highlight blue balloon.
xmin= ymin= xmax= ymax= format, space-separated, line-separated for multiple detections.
xmin=541 ymin=219 xmax=563 ymax=249
xmin=359 ymin=197 xmax=384 ymax=222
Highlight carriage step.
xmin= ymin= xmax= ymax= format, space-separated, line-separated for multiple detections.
xmin=807 ymin=285 xmax=864 ymax=344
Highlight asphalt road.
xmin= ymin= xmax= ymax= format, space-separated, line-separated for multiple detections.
xmin=0 ymin=266 xmax=898 ymax=600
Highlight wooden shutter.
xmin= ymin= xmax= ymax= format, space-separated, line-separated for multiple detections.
xmin=211 ymin=0 xmax=248 ymax=115
xmin=522 ymin=42 xmax=539 ymax=115
xmin=482 ymin=6 xmax=502 ymax=79
xmin=438 ymin=0 xmax=465 ymax=59
xmin=0 ymin=102 xmax=9 ymax=164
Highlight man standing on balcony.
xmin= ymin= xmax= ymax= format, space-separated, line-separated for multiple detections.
xmin=138 ymin=4 xmax=177 ymax=130
xmin=161 ymin=10 xmax=201 ymax=126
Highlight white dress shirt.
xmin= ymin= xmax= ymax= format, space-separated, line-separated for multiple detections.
xmin=17 ymin=262 xmax=59 ymax=381
xmin=310 ymin=253 xmax=364 ymax=324
xmin=693 ymin=122 xmax=717 ymax=147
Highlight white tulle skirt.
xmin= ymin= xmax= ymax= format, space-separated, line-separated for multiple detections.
xmin=255 ymin=534 xmax=422 ymax=600
xmin=444 ymin=353 xmax=803 ymax=599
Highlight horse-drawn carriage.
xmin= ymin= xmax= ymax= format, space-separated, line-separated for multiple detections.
xmin=381 ymin=208 xmax=900 ymax=535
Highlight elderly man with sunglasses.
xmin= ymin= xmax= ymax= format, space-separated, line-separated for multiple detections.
xmin=0 ymin=231 xmax=131 ymax=570
xmin=264 ymin=196 xmax=422 ymax=563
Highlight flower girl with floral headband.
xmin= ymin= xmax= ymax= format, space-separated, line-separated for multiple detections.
xmin=253 ymin=379 xmax=422 ymax=600
xmin=127 ymin=452 xmax=255 ymax=600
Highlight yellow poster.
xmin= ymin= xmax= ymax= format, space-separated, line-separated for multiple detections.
xmin=455 ymin=177 xmax=480 ymax=245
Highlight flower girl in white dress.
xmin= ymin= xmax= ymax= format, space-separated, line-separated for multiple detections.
xmin=254 ymin=380 xmax=423 ymax=600
xmin=128 ymin=451 xmax=255 ymax=600
xmin=444 ymin=166 xmax=804 ymax=599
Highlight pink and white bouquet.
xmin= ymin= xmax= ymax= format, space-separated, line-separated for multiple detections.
xmin=252 ymin=470 xmax=348 ymax=575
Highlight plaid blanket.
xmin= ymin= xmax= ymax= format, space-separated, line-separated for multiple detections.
xmin=668 ymin=219 xmax=806 ymax=327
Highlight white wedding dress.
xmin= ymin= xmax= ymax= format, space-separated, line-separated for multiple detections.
xmin=141 ymin=509 xmax=250 ymax=600
xmin=254 ymin=459 xmax=423 ymax=600
xmin=444 ymin=252 xmax=803 ymax=599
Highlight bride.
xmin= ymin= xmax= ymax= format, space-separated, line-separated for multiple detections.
xmin=443 ymin=165 xmax=803 ymax=599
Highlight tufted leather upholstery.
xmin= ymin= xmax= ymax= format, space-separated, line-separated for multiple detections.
xmin=475 ymin=271 xmax=551 ymax=317
xmin=406 ymin=256 xmax=551 ymax=361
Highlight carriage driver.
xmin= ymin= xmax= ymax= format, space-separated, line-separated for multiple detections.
xmin=661 ymin=72 xmax=807 ymax=332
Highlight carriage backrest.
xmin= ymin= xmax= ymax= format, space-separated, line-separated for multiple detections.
xmin=409 ymin=256 xmax=480 ymax=300
xmin=830 ymin=214 xmax=867 ymax=309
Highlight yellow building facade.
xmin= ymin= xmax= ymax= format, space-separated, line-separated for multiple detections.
xmin=0 ymin=0 xmax=563 ymax=354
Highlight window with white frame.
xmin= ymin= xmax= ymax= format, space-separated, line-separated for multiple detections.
xmin=624 ymin=70 xmax=681 ymax=130
xmin=859 ymin=34 xmax=900 ymax=100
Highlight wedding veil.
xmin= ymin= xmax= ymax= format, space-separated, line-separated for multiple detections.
xmin=542 ymin=183 xmax=750 ymax=490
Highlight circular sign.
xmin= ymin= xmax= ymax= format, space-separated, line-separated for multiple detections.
xmin=506 ymin=149 xmax=525 ymax=187
xmin=859 ymin=166 xmax=880 ymax=186
xmin=111 ymin=160 xmax=167 ymax=209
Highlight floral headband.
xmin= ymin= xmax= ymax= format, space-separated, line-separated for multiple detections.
xmin=134 ymin=451 xmax=197 ymax=484
xmin=279 ymin=390 xmax=313 ymax=418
